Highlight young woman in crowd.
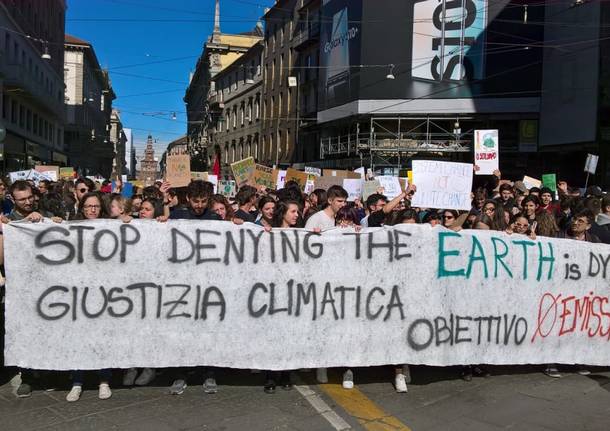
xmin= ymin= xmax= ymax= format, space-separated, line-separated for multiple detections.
xmin=256 ymin=196 xmax=276 ymax=228
xmin=442 ymin=209 xmax=461 ymax=231
xmin=209 ymin=194 xmax=234 ymax=221
xmin=66 ymin=191 xmax=113 ymax=401
xmin=131 ymin=194 xmax=143 ymax=217
xmin=272 ymin=200 xmax=300 ymax=228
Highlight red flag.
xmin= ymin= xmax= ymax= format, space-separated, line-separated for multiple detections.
xmin=212 ymin=153 xmax=221 ymax=177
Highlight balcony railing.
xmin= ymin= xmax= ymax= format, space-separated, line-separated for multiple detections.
xmin=293 ymin=21 xmax=320 ymax=49
xmin=2 ymin=61 xmax=64 ymax=116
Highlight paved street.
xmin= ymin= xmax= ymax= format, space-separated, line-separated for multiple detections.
xmin=1 ymin=366 xmax=609 ymax=431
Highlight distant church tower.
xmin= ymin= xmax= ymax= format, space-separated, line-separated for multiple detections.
xmin=138 ymin=134 xmax=159 ymax=185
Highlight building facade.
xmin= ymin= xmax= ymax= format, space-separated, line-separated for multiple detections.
xmin=184 ymin=0 xmax=262 ymax=171
xmin=109 ymin=108 xmax=127 ymax=178
xmin=0 ymin=0 xmax=67 ymax=172
xmin=260 ymin=0 xmax=299 ymax=167
xmin=64 ymin=34 xmax=116 ymax=178
xmin=137 ymin=134 xmax=158 ymax=185
xmin=208 ymin=42 xmax=263 ymax=174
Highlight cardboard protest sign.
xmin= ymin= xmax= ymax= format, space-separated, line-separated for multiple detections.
xmin=218 ymin=180 xmax=236 ymax=198
xmin=474 ymin=129 xmax=499 ymax=175
xmin=343 ymin=179 xmax=363 ymax=201
xmin=7 ymin=221 xmax=610 ymax=370
xmin=60 ymin=167 xmax=75 ymax=180
xmin=314 ymin=176 xmax=344 ymax=191
xmin=354 ymin=167 xmax=366 ymax=178
xmin=191 ymin=171 xmax=208 ymax=181
xmin=285 ymin=168 xmax=308 ymax=190
xmin=410 ymin=160 xmax=473 ymax=211
xmin=304 ymin=166 xmax=321 ymax=177
xmin=323 ymin=169 xmax=361 ymax=179
xmin=253 ymin=165 xmax=276 ymax=190
xmin=376 ymin=176 xmax=402 ymax=199
xmin=522 ymin=176 xmax=542 ymax=190
xmin=231 ymin=157 xmax=255 ymax=187
xmin=165 ymin=153 xmax=191 ymax=188
xmin=35 ymin=165 xmax=59 ymax=181
xmin=541 ymin=174 xmax=557 ymax=192
xmin=362 ymin=180 xmax=381 ymax=202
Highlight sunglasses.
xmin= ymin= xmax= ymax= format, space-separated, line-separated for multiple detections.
xmin=444 ymin=215 xmax=454 ymax=219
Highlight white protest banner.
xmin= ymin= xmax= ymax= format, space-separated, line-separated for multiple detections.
xmin=474 ymin=129 xmax=499 ymax=175
xmin=354 ymin=167 xmax=366 ymax=179
xmin=411 ymin=161 xmax=473 ymax=211
xmin=585 ymin=154 xmax=599 ymax=174
xmin=9 ymin=170 xmax=33 ymax=183
xmin=342 ymin=178 xmax=363 ymax=202
xmin=362 ymin=180 xmax=381 ymax=202
xmin=522 ymin=176 xmax=542 ymax=190
xmin=276 ymin=170 xmax=287 ymax=190
xmin=376 ymin=176 xmax=402 ymax=199
xmin=208 ymin=174 xmax=218 ymax=193
xmin=5 ymin=220 xmax=610 ymax=370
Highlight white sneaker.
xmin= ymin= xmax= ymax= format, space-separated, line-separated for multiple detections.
xmin=342 ymin=369 xmax=354 ymax=389
xmin=316 ymin=368 xmax=328 ymax=384
xmin=402 ymin=365 xmax=412 ymax=384
xmin=66 ymin=385 xmax=82 ymax=402
xmin=122 ymin=368 xmax=138 ymax=386
xmin=98 ymin=383 xmax=112 ymax=400
xmin=395 ymin=374 xmax=408 ymax=393
xmin=135 ymin=368 xmax=156 ymax=386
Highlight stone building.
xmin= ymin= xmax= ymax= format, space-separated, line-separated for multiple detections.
xmin=137 ymin=134 xmax=158 ymax=185
xmin=208 ymin=42 xmax=263 ymax=174
xmin=64 ymin=34 xmax=115 ymax=177
xmin=0 ymin=0 xmax=67 ymax=171
xmin=183 ymin=0 xmax=262 ymax=171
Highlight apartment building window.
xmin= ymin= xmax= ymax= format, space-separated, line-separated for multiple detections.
xmin=279 ymin=92 xmax=283 ymax=118
xmin=280 ymin=54 xmax=284 ymax=84
xmin=286 ymin=129 xmax=291 ymax=156
xmin=13 ymin=42 xmax=17 ymax=63
xmin=234 ymin=72 xmax=238 ymax=90
xmin=33 ymin=113 xmax=38 ymax=134
xmin=240 ymin=104 xmax=244 ymax=126
xmin=271 ymin=96 xmax=275 ymax=118
xmin=2 ymin=94 xmax=7 ymax=120
xmin=26 ymin=109 xmax=32 ymax=132
xmin=263 ymin=99 xmax=267 ymax=120
xmin=280 ymin=26 xmax=284 ymax=47
xmin=272 ymin=59 xmax=276 ymax=89
xmin=272 ymin=25 xmax=276 ymax=52
xmin=261 ymin=136 xmax=266 ymax=159
xmin=38 ymin=118 xmax=43 ymax=135
xmin=232 ymin=107 xmax=237 ymax=128
xmin=19 ymin=105 xmax=24 ymax=128
xmin=228 ymin=76 xmax=232 ymax=93
xmin=247 ymin=102 xmax=252 ymax=123
xmin=255 ymin=97 xmax=260 ymax=120
xmin=277 ymin=130 xmax=282 ymax=158
xmin=5 ymin=33 xmax=9 ymax=60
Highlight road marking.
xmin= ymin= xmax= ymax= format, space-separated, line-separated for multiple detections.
xmin=294 ymin=382 xmax=352 ymax=431
xmin=318 ymin=383 xmax=412 ymax=431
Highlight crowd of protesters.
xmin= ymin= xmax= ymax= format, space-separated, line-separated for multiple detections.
xmin=0 ymin=167 xmax=609 ymax=401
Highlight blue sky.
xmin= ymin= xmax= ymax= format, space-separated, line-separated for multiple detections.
xmin=66 ymin=0 xmax=273 ymax=157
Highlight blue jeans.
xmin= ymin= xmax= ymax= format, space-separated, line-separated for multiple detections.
xmin=71 ymin=369 xmax=111 ymax=386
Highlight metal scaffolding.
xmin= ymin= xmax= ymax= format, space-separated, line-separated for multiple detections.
xmin=320 ymin=116 xmax=474 ymax=170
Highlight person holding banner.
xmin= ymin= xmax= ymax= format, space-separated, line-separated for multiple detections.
xmin=209 ymin=194 xmax=235 ymax=221
xmin=234 ymin=186 xmax=258 ymax=223
xmin=272 ymin=200 xmax=300 ymax=228
xmin=256 ymin=196 xmax=275 ymax=229
xmin=305 ymin=186 xmax=347 ymax=232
